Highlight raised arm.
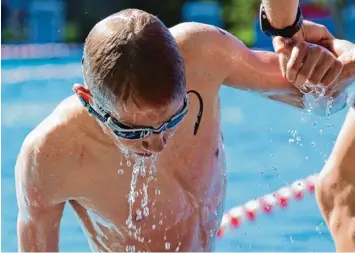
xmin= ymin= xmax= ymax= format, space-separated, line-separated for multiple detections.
xmin=172 ymin=22 xmax=307 ymax=108
xmin=15 ymin=138 xmax=65 ymax=252
xmin=261 ymin=0 xmax=299 ymax=29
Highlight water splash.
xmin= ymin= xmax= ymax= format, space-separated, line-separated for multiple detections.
xmin=288 ymin=130 xmax=302 ymax=146
xmin=304 ymin=90 xmax=347 ymax=117
xmin=123 ymin=152 xmax=159 ymax=251
xmin=125 ymin=156 xmax=142 ymax=239
xmin=165 ymin=242 xmax=171 ymax=250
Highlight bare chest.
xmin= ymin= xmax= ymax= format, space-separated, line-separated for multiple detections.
xmin=70 ymin=137 xmax=226 ymax=251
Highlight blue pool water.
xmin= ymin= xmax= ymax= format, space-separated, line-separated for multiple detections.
xmin=2 ymin=58 xmax=349 ymax=252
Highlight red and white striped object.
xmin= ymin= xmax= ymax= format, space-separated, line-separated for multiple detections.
xmin=1 ymin=44 xmax=82 ymax=60
xmin=217 ymin=174 xmax=318 ymax=238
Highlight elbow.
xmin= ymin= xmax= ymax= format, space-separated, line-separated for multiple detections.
xmin=314 ymin=165 xmax=338 ymax=221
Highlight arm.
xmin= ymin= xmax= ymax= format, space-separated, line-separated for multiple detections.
xmin=172 ymin=22 xmax=304 ymax=108
xmin=261 ymin=0 xmax=299 ymax=29
xmin=223 ymin=45 xmax=305 ymax=108
xmin=316 ymin=107 xmax=355 ymax=251
xmin=15 ymin=139 xmax=65 ymax=252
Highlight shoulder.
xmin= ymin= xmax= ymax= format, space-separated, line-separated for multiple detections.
xmin=169 ymin=22 xmax=250 ymax=89
xmin=169 ymin=22 xmax=245 ymax=55
xmin=170 ymin=22 xmax=227 ymax=42
xmin=15 ymin=96 xmax=83 ymax=207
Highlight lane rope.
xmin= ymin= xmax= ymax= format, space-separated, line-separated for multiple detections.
xmin=217 ymin=174 xmax=318 ymax=237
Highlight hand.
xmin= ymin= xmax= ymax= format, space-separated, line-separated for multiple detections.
xmin=290 ymin=20 xmax=335 ymax=44
xmin=273 ymin=36 xmax=343 ymax=94
xmin=319 ymin=39 xmax=355 ymax=93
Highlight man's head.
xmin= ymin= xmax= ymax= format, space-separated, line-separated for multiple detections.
xmin=75 ymin=9 xmax=187 ymax=156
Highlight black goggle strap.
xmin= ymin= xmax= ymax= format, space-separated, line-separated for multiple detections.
xmin=187 ymin=90 xmax=203 ymax=135
xmin=77 ymin=95 xmax=108 ymax=124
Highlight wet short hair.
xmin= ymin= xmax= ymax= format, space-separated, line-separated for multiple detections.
xmin=82 ymin=9 xmax=186 ymax=110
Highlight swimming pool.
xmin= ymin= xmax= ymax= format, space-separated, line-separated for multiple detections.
xmin=2 ymin=58 xmax=346 ymax=251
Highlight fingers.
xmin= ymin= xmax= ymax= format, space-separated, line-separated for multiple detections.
xmin=322 ymin=60 xmax=343 ymax=94
xmin=285 ymin=43 xmax=307 ymax=84
xmin=274 ymin=37 xmax=344 ymax=94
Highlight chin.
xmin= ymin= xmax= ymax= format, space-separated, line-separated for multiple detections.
xmin=134 ymin=152 xmax=153 ymax=157
xmin=113 ymin=141 xmax=152 ymax=157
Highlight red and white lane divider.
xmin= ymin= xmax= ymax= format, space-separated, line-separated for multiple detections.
xmin=1 ymin=44 xmax=82 ymax=60
xmin=217 ymin=174 xmax=318 ymax=238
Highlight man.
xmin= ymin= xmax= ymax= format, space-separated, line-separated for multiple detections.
xmin=15 ymin=8 xmax=352 ymax=252
xmin=260 ymin=0 xmax=355 ymax=251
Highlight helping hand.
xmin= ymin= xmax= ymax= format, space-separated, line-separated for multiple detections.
xmin=273 ymin=20 xmax=355 ymax=95
xmin=273 ymin=36 xmax=343 ymax=95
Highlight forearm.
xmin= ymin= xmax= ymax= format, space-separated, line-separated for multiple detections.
xmin=261 ymin=0 xmax=299 ymax=29
xmin=18 ymin=218 xmax=59 ymax=252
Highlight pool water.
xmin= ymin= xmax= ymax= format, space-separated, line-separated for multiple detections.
xmin=2 ymin=58 xmax=347 ymax=251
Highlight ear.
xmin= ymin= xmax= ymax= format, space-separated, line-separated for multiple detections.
xmin=72 ymin=83 xmax=92 ymax=102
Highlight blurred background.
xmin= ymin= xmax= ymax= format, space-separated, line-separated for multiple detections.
xmin=2 ymin=0 xmax=355 ymax=252
xmin=2 ymin=0 xmax=355 ymax=48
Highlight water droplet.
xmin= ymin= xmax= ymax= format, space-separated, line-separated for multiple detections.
xmin=289 ymin=138 xmax=295 ymax=144
xmin=175 ymin=246 xmax=180 ymax=251
xmin=311 ymin=141 xmax=316 ymax=147
xmin=155 ymin=188 xmax=161 ymax=196
xmin=305 ymin=156 xmax=310 ymax=161
xmin=152 ymin=225 xmax=156 ymax=230
xmin=319 ymin=129 xmax=324 ymax=136
xmin=143 ymin=207 xmax=149 ymax=217
xmin=118 ymin=169 xmax=124 ymax=175
xmin=126 ymin=245 xmax=135 ymax=252
xmin=136 ymin=209 xmax=142 ymax=221
xmin=159 ymin=219 xmax=163 ymax=225
xmin=165 ymin=242 xmax=171 ymax=250
xmin=290 ymin=236 xmax=294 ymax=243
xmin=296 ymin=136 xmax=301 ymax=141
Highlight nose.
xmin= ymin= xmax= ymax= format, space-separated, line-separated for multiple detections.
xmin=142 ymin=134 xmax=167 ymax=153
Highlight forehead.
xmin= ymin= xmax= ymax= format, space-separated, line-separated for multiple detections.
xmin=111 ymin=97 xmax=185 ymax=127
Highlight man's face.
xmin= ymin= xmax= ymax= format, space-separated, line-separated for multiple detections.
xmin=97 ymin=96 xmax=187 ymax=157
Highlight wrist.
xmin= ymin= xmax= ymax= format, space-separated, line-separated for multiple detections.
xmin=260 ymin=4 xmax=304 ymax=38
xmin=269 ymin=17 xmax=298 ymax=29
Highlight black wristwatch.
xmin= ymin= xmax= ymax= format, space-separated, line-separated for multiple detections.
xmin=259 ymin=3 xmax=304 ymax=38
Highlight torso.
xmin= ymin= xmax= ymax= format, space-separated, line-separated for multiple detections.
xmin=29 ymin=25 xmax=228 ymax=252
xmin=63 ymin=91 xmax=226 ymax=252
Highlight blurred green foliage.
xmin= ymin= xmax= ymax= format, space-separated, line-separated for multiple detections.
xmin=222 ymin=0 xmax=259 ymax=46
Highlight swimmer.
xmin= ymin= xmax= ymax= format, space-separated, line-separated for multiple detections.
xmin=260 ymin=1 xmax=355 ymax=251
xmin=15 ymin=9 xmax=351 ymax=252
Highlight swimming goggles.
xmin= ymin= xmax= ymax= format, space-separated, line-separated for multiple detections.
xmin=77 ymin=93 xmax=189 ymax=140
